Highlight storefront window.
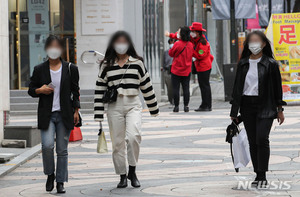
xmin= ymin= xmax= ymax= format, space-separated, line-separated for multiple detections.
xmin=9 ymin=0 xmax=75 ymax=89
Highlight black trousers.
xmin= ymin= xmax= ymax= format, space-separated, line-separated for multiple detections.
xmin=171 ymin=73 xmax=190 ymax=107
xmin=197 ymin=69 xmax=212 ymax=108
xmin=240 ymin=96 xmax=274 ymax=172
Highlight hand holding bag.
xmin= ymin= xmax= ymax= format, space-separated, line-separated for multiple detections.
xmin=97 ymin=122 xmax=108 ymax=154
xmin=102 ymin=64 xmax=131 ymax=103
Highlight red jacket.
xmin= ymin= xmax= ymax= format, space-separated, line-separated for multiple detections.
xmin=192 ymin=36 xmax=214 ymax=72
xmin=169 ymin=40 xmax=194 ymax=76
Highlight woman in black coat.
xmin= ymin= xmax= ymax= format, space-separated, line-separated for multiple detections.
xmin=28 ymin=35 xmax=80 ymax=193
xmin=230 ymin=31 xmax=286 ymax=188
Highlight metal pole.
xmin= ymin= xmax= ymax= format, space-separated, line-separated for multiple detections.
xmin=269 ymin=0 xmax=272 ymax=18
xmin=202 ymin=0 xmax=207 ymax=30
xmin=287 ymin=0 xmax=291 ymax=13
xmin=159 ymin=1 xmax=165 ymax=93
xmin=230 ymin=0 xmax=238 ymax=63
xmin=216 ymin=20 xmax=224 ymax=74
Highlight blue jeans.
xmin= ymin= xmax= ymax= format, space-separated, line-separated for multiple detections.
xmin=40 ymin=112 xmax=71 ymax=182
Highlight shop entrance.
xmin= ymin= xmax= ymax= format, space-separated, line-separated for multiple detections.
xmin=8 ymin=0 xmax=75 ymax=89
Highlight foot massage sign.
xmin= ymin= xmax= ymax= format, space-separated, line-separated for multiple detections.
xmin=267 ymin=13 xmax=300 ymax=103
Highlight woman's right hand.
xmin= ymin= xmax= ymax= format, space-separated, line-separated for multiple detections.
xmin=230 ymin=116 xmax=238 ymax=122
xmin=165 ymin=31 xmax=170 ymax=37
xmin=36 ymin=85 xmax=54 ymax=95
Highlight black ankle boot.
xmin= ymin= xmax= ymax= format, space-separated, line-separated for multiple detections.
xmin=117 ymin=174 xmax=128 ymax=188
xmin=256 ymin=171 xmax=267 ymax=188
xmin=46 ymin=173 xmax=55 ymax=192
xmin=173 ymin=106 xmax=179 ymax=112
xmin=56 ymin=182 xmax=66 ymax=193
xmin=184 ymin=106 xmax=189 ymax=112
xmin=128 ymin=166 xmax=141 ymax=188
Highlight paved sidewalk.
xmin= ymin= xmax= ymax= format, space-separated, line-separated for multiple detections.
xmin=0 ymin=97 xmax=300 ymax=196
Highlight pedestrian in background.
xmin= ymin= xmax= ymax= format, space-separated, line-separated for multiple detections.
xmin=168 ymin=26 xmax=194 ymax=113
xmin=190 ymin=22 xmax=214 ymax=112
xmin=28 ymin=35 xmax=80 ymax=193
xmin=162 ymin=38 xmax=176 ymax=105
xmin=94 ymin=31 xmax=159 ymax=188
xmin=230 ymin=31 xmax=286 ymax=188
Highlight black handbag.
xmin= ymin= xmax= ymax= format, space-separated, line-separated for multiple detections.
xmin=68 ymin=63 xmax=82 ymax=128
xmin=102 ymin=64 xmax=131 ymax=103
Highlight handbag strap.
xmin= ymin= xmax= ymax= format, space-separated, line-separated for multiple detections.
xmin=116 ymin=63 xmax=131 ymax=88
xmin=68 ymin=63 xmax=72 ymax=76
xmin=176 ymin=43 xmax=188 ymax=57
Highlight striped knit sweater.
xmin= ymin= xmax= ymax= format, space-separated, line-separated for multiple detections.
xmin=94 ymin=56 xmax=159 ymax=121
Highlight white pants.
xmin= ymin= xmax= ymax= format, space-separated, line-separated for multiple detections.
xmin=107 ymin=95 xmax=142 ymax=175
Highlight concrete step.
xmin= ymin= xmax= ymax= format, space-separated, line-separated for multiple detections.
xmin=10 ymin=101 xmax=94 ymax=111
xmin=10 ymin=89 xmax=94 ymax=97
xmin=10 ymin=95 xmax=94 ymax=104
xmin=10 ymin=109 xmax=94 ymax=116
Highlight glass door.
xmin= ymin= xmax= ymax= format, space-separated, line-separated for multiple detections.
xmin=9 ymin=0 xmax=75 ymax=89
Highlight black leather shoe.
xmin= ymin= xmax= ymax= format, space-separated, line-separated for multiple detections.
xmin=173 ymin=106 xmax=179 ymax=113
xmin=117 ymin=174 xmax=128 ymax=188
xmin=128 ymin=166 xmax=140 ymax=188
xmin=56 ymin=182 xmax=66 ymax=193
xmin=46 ymin=174 xmax=55 ymax=192
xmin=184 ymin=106 xmax=189 ymax=112
xmin=257 ymin=180 xmax=268 ymax=189
xmin=194 ymin=107 xmax=212 ymax=112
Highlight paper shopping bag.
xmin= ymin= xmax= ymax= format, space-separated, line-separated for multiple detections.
xmin=97 ymin=131 xmax=108 ymax=154
xmin=232 ymin=128 xmax=251 ymax=168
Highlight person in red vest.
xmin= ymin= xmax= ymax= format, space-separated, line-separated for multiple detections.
xmin=168 ymin=26 xmax=194 ymax=113
xmin=166 ymin=22 xmax=214 ymax=111
xmin=190 ymin=22 xmax=214 ymax=112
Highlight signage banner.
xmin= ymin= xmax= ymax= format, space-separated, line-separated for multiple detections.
xmin=258 ymin=0 xmax=269 ymax=26
xmin=235 ymin=0 xmax=256 ymax=19
xmin=211 ymin=0 xmax=230 ymax=20
xmin=81 ymin=0 xmax=118 ymax=35
xmin=27 ymin=0 xmax=49 ymax=75
xmin=271 ymin=13 xmax=300 ymax=103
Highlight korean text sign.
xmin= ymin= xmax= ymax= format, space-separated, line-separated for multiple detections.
xmin=272 ymin=13 xmax=300 ymax=102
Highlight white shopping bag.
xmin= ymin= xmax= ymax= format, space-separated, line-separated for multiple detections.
xmin=232 ymin=128 xmax=251 ymax=168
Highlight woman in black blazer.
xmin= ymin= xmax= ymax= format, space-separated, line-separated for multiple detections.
xmin=28 ymin=35 xmax=80 ymax=193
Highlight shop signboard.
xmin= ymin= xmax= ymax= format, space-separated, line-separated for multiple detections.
xmin=81 ymin=0 xmax=118 ymax=35
xmin=27 ymin=0 xmax=49 ymax=75
xmin=271 ymin=13 xmax=300 ymax=103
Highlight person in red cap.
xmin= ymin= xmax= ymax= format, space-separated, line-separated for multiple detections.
xmin=168 ymin=26 xmax=194 ymax=113
xmin=166 ymin=22 xmax=214 ymax=111
xmin=190 ymin=22 xmax=214 ymax=112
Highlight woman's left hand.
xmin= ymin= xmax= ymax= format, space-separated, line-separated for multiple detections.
xmin=74 ymin=111 xmax=79 ymax=125
xmin=277 ymin=111 xmax=285 ymax=125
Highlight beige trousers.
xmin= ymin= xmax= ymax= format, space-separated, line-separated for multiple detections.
xmin=107 ymin=95 xmax=142 ymax=175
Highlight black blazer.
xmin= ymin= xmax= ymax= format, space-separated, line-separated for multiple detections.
xmin=28 ymin=59 xmax=80 ymax=130
xmin=230 ymin=55 xmax=286 ymax=119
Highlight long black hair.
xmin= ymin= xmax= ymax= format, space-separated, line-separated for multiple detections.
xmin=180 ymin=26 xmax=191 ymax=42
xmin=101 ymin=31 xmax=143 ymax=67
xmin=240 ymin=31 xmax=274 ymax=59
xmin=196 ymin=31 xmax=207 ymax=45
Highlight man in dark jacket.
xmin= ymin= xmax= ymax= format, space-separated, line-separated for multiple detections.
xmin=162 ymin=38 xmax=176 ymax=105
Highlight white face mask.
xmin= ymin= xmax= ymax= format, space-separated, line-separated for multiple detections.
xmin=114 ymin=43 xmax=129 ymax=55
xmin=176 ymin=33 xmax=180 ymax=39
xmin=169 ymin=44 xmax=174 ymax=48
xmin=249 ymin=42 xmax=262 ymax=55
xmin=190 ymin=32 xmax=197 ymax=38
xmin=46 ymin=48 xmax=62 ymax=59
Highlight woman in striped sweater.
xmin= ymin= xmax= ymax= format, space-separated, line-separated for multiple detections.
xmin=94 ymin=31 xmax=159 ymax=188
